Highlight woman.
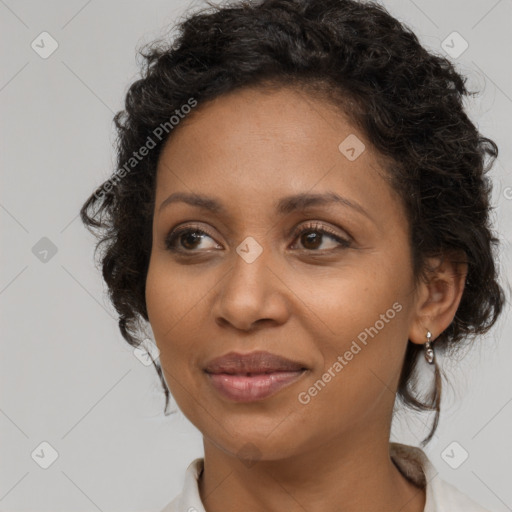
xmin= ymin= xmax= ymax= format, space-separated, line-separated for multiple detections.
xmin=80 ymin=0 xmax=505 ymax=511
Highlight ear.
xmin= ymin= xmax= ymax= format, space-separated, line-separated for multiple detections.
xmin=408 ymin=251 xmax=468 ymax=344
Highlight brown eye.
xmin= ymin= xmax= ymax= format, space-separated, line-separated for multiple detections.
xmin=165 ymin=226 xmax=221 ymax=252
xmin=291 ymin=222 xmax=351 ymax=251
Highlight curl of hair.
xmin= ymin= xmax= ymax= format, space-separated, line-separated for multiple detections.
xmin=80 ymin=0 xmax=505 ymax=446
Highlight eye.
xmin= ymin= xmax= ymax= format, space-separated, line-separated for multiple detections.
xmin=290 ymin=222 xmax=351 ymax=251
xmin=165 ymin=225 xmax=221 ymax=253
xmin=164 ymin=221 xmax=351 ymax=254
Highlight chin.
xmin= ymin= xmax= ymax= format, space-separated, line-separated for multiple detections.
xmin=202 ymin=417 xmax=311 ymax=462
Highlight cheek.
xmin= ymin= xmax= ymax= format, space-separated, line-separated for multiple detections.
xmin=145 ymin=264 xmax=206 ymax=425
xmin=290 ymin=287 xmax=409 ymax=441
xmin=296 ymin=259 xmax=408 ymax=341
xmin=294 ymin=255 xmax=412 ymax=399
xmin=145 ymin=258 xmax=207 ymax=341
xmin=145 ymin=261 xmax=195 ymax=384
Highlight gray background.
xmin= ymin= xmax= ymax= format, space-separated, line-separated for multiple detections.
xmin=1 ymin=0 xmax=511 ymax=511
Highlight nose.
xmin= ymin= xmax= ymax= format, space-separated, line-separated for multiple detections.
xmin=211 ymin=246 xmax=290 ymax=332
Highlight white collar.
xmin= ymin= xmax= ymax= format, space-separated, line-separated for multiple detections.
xmin=160 ymin=442 xmax=490 ymax=512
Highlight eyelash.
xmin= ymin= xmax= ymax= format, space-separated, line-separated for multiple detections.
xmin=164 ymin=222 xmax=351 ymax=254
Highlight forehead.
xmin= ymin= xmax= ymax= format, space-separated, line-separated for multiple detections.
xmin=154 ymin=86 xmax=396 ymax=219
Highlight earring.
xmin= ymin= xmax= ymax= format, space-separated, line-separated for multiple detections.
xmin=424 ymin=330 xmax=434 ymax=364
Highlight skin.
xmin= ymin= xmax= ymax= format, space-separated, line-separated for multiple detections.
xmin=145 ymin=85 xmax=467 ymax=512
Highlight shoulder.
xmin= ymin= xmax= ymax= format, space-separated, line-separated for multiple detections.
xmin=159 ymin=458 xmax=205 ymax=512
xmin=390 ymin=442 xmax=491 ymax=512
xmin=159 ymin=494 xmax=179 ymax=512
xmin=431 ymin=476 xmax=491 ymax=512
xmin=162 ymin=448 xmax=493 ymax=512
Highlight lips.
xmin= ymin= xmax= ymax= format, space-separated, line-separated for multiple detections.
xmin=204 ymin=351 xmax=306 ymax=374
xmin=204 ymin=351 xmax=308 ymax=402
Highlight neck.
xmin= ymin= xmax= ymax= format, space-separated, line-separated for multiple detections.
xmin=198 ymin=425 xmax=426 ymax=512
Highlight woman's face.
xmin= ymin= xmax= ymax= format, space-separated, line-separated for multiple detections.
xmin=146 ymin=86 xmax=423 ymax=460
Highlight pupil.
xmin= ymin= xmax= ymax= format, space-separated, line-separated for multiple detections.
xmin=302 ymin=232 xmax=320 ymax=249
xmin=182 ymin=232 xmax=201 ymax=249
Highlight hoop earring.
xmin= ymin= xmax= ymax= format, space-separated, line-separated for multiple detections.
xmin=424 ymin=330 xmax=435 ymax=364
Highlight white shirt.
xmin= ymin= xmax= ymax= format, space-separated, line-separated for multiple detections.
xmin=160 ymin=442 xmax=490 ymax=512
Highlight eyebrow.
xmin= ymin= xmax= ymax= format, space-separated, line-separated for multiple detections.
xmin=158 ymin=191 xmax=372 ymax=219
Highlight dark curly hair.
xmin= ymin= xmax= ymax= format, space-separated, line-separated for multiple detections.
xmin=80 ymin=0 xmax=505 ymax=446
